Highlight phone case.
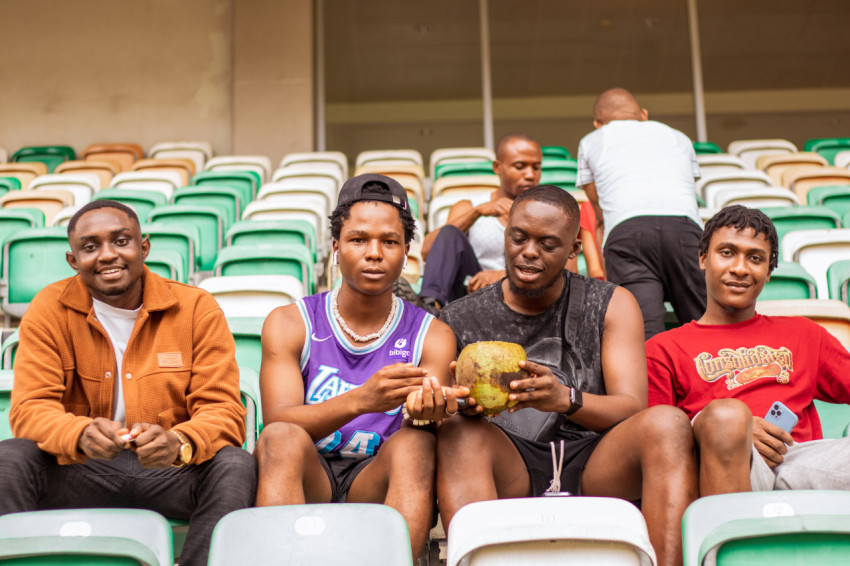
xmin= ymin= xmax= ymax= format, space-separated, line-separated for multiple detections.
xmin=765 ymin=401 xmax=798 ymax=434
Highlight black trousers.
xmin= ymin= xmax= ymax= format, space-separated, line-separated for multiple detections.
xmin=419 ymin=225 xmax=484 ymax=306
xmin=0 ymin=438 xmax=257 ymax=566
xmin=604 ymin=216 xmax=707 ymax=340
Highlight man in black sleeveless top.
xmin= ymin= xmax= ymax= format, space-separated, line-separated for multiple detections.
xmin=438 ymin=185 xmax=698 ymax=566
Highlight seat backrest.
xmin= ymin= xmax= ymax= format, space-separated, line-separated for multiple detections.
xmin=0 ymin=208 xmax=44 ymax=249
xmin=225 ymin=219 xmax=318 ymax=262
xmin=756 ymin=299 xmax=850 ymax=347
xmin=827 ymin=258 xmax=850 ymax=302
xmin=149 ymin=141 xmax=213 ymax=173
xmin=192 ymin=170 xmax=257 ymax=203
xmin=682 ymin=490 xmax=850 ymax=566
xmin=447 ymin=497 xmax=656 ymax=566
xmin=241 ymin=198 xmax=328 ymax=255
xmin=280 ymin=151 xmax=349 ymax=179
xmin=110 ymin=171 xmax=183 ymax=199
xmin=761 ymin=262 xmax=818 ymax=301
xmin=781 ymin=229 xmax=850 ymax=298
xmin=145 ymin=249 xmax=187 ymax=283
xmin=813 ymin=399 xmax=850 ymax=439
xmin=81 ymin=143 xmax=145 ymax=172
xmin=806 ymin=185 xmax=850 ymax=217
xmin=11 ymin=145 xmax=75 ymax=173
xmin=228 ymin=317 xmax=265 ymax=374
xmin=356 ymin=149 xmax=423 ymax=169
xmin=432 ymin=174 xmax=499 ymax=201
xmin=756 ymin=152 xmax=828 ymax=185
xmin=0 ymin=191 xmax=74 ymax=231
xmin=141 ymin=223 xmax=201 ymax=283
xmin=727 ymin=139 xmax=797 ymax=169
xmin=0 ymin=163 xmax=48 ymax=189
xmin=697 ymin=170 xmax=773 ymax=201
xmin=693 ymin=141 xmax=723 ymax=155
xmin=205 ymin=155 xmax=272 ymax=184
xmin=208 ymin=504 xmax=412 ymax=566
xmin=762 ymin=206 xmax=842 ymax=252
xmin=804 ymin=137 xmax=850 ymax=165
xmin=55 ymin=159 xmax=117 ymax=188
xmin=271 ymin=162 xmax=344 ymax=190
xmin=429 ymin=147 xmax=495 ymax=180
xmin=835 ymin=150 xmax=850 ymax=170
xmin=30 ymin=173 xmax=101 ymax=207
xmin=214 ymin=244 xmax=314 ymax=293
xmin=148 ymin=205 xmax=224 ymax=271
xmin=2 ymin=227 xmax=75 ymax=318
xmin=199 ymin=274 xmax=305 ymax=318
xmin=238 ymin=366 xmax=262 ymax=453
xmin=93 ymin=188 xmax=168 ymax=220
xmin=428 ymin=192 xmax=491 ymax=233
xmin=696 ymin=154 xmax=746 ymax=176
xmin=0 ymin=369 xmax=12 ymax=440
xmin=784 ymin=167 xmax=850 ymax=202
xmin=132 ymin=158 xmax=194 ymax=186
xmin=172 ymin=186 xmax=241 ymax=229
xmin=257 ymin=179 xmax=335 ymax=220
xmin=0 ymin=508 xmax=173 ymax=566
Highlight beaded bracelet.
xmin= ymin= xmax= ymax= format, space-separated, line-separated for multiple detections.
xmin=401 ymin=403 xmax=433 ymax=427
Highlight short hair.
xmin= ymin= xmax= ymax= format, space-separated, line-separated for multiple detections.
xmin=593 ymin=88 xmax=642 ymax=124
xmin=495 ymin=132 xmax=538 ymax=161
xmin=67 ymin=200 xmax=140 ymax=235
xmin=511 ymin=185 xmax=580 ymax=230
xmin=699 ymin=205 xmax=779 ymax=272
xmin=329 ymin=181 xmax=417 ymax=243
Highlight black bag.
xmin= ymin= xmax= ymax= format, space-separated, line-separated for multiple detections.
xmin=489 ymin=275 xmax=590 ymax=443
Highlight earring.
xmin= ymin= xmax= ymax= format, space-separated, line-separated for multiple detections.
xmin=333 ymin=251 xmax=339 ymax=266
xmin=403 ymin=255 xmax=408 ymax=269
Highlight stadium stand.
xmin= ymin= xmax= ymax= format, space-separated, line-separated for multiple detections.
xmin=110 ymin=170 xmax=183 ymax=199
xmin=0 ymin=177 xmax=21 ymax=195
xmin=695 ymin=154 xmax=746 ymax=176
xmin=727 ymin=139 xmax=797 ymax=169
xmin=132 ymin=158 xmax=195 ymax=186
xmin=447 ymin=497 xmax=656 ymax=566
xmin=0 ymin=508 xmax=174 ymax=566
xmin=145 ymin=249 xmax=187 ymax=283
xmin=0 ymin=162 xmax=48 ymax=190
xmin=756 ymin=152 xmax=828 ymax=186
xmin=756 ymin=299 xmax=850 ymax=348
xmin=280 ymin=150 xmax=349 ymax=180
xmin=356 ymin=149 xmax=423 ymax=169
xmin=213 ymin=244 xmax=315 ymax=294
xmin=836 ymin=151 xmax=850 ymax=170
xmin=258 ymin=179 xmax=335 ymax=223
xmin=781 ymin=229 xmax=850 ymax=299
xmin=0 ymin=190 xmax=74 ymax=226
xmin=226 ymin=219 xmax=319 ymax=263
xmin=30 ymin=173 xmax=101 ymax=206
xmin=93 ymin=188 xmax=168 ymax=219
xmin=762 ymin=206 xmax=842 ymax=253
xmin=782 ymin=167 xmax=850 ymax=202
xmin=0 ymin=208 xmax=44 ymax=247
xmin=541 ymin=145 xmax=572 ymax=160
xmin=148 ymin=204 xmax=225 ymax=272
xmin=2 ymin=227 xmax=74 ymax=319
xmin=208 ymin=504 xmax=413 ymax=566
xmin=431 ymin=174 xmax=499 ymax=200
xmin=807 ymin=185 xmax=850 ymax=217
xmin=148 ymin=140 xmax=213 ymax=172
xmin=141 ymin=223 xmax=201 ymax=284
xmin=55 ymin=160 xmax=117 ymax=188
xmin=804 ymin=137 xmax=850 ymax=165
xmin=271 ymin=161 xmax=344 ymax=191
xmin=193 ymin=170 xmax=258 ymax=203
xmin=697 ymin=170 xmax=773 ymax=204
xmin=198 ymin=274 xmax=305 ymax=318
xmin=80 ymin=143 xmax=144 ymax=172
xmin=760 ymin=262 xmax=818 ymax=301
xmin=205 ymin=155 xmax=272 ymax=184
xmin=430 ymin=147 xmax=494 ymax=181
xmin=173 ymin=185 xmax=243 ymax=229
xmin=682 ymin=491 xmax=850 ymax=566
xmin=11 ymin=145 xmax=75 ymax=173
xmin=693 ymin=141 xmax=723 ymax=155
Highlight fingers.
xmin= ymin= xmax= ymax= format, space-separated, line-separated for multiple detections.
xmin=518 ymin=359 xmax=550 ymax=376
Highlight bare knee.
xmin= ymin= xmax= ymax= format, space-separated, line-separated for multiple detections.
xmin=694 ymin=399 xmax=752 ymax=455
xmin=255 ymin=421 xmax=315 ymax=467
xmin=636 ymin=405 xmax=696 ymax=457
xmin=437 ymin=416 xmax=492 ymax=459
xmin=384 ymin=427 xmax=436 ymax=476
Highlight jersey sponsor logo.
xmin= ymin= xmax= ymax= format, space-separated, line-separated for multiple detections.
xmin=694 ymin=346 xmax=792 ymax=390
xmin=388 ymin=336 xmax=411 ymax=360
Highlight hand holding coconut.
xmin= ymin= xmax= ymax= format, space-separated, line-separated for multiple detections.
xmin=507 ymin=359 xmax=572 ymax=414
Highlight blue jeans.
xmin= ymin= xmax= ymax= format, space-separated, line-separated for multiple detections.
xmin=419 ymin=225 xmax=483 ymax=306
xmin=0 ymin=438 xmax=256 ymax=566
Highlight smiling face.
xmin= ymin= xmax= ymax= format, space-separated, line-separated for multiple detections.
xmin=699 ymin=226 xmax=771 ymax=324
xmin=66 ymin=206 xmax=150 ymax=310
xmin=504 ymin=199 xmax=580 ymax=308
xmin=334 ymin=201 xmax=408 ymax=296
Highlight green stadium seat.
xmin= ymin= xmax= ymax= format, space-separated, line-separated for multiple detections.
xmin=434 ymin=161 xmax=494 ymax=179
xmin=168 ymin=518 xmax=189 ymax=563
xmin=428 ymin=147 xmax=494 ymax=180
xmin=239 ymin=367 xmax=262 ymax=452
xmin=0 ymin=176 xmax=21 ymax=195
xmin=828 ymin=259 xmax=850 ymax=304
xmin=0 ymin=369 xmax=12 ymax=440
xmin=761 ymin=262 xmax=817 ymax=300
xmin=540 ymin=170 xmax=578 ymax=190
xmin=541 ymin=145 xmax=572 ymax=160
xmin=94 ymin=188 xmax=168 ymax=220
xmin=228 ymin=317 xmax=264 ymax=374
xmin=693 ymin=141 xmax=723 ymax=155
xmin=804 ymin=138 xmax=850 ymax=165
xmin=11 ymin=145 xmax=76 ymax=173
xmin=1 ymin=329 xmax=19 ymax=370
xmin=144 ymin=249 xmax=187 ymax=283
xmin=0 ymin=508 xmax=173 ymax=566
xmin=762 ymin=207 xmax=842 ymax=254
xmin=141 ymin=223 xmax=201 ymax=284
xmin=148 ymin=205 xmax=225 ymax=272
xmin=208 ymin=504 xmax=413 ymax=566
xmin=683 ymin=490 xmax=850 ymax=566
xmin=172 ymin=185 xmax=242 ymax=230
xmin=808 ymin=186 xmax=850 ymax=218
xmin=2 ymin=227 xmax=75 ymax=318
xmin=226 ymin=219 xmax=318 ymax=263
xmin=541 ymin=157 xmax=577 ymax=174
xmin=814 ymin=399 xmax=850 ymax=439
xmin=214 ymin=244 xmax=314 ymax=293
xmin=192 ymin=170 xmax=258 ymax=203
xmin=0 ymin=208 xmax=45 ymax=248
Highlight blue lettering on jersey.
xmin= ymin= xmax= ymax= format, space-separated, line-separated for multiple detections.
xmin=305 ymin=365 xmax=359 ymax=404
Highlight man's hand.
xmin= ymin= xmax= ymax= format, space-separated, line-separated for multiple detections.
xmin=752 ymin=416 xmax=794 ymax=468
xmin=467 ymin=270 xmax=506 ymax=293
xmin=405 ymin=376 xmax=470 ymax=422
xmin=449 ymin=361 xmax=484 ymax=416
xmin=507 ymin=360 xmax=570 ymax=414
xmin=475 ymin=197 xmax=513 ymax=219
xmin=78 ymin=418 xmax=130 ymax=460
xmin=130 ymin=423 xmax=181 ymax=468
xmin=354 ymin=363 xmax=427 ymax=414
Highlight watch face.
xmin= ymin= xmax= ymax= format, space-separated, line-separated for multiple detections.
xmin=179 ymin=443 xmax=192 ymax=464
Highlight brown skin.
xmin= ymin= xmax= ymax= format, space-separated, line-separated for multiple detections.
xmin=582 ymin=88 xmax=650 ymax=263
xmin=436 ymin=199 xmax=698 ymax=566
xmin=66 ymin=207 xmax=187 ymax=467
xmin=254 ymin=201 xmax=465 ymax=558
xmin=696 ymin=226 xmax=794 ymax=472
xmin=421 ymin=137 xmax=542 ymax=295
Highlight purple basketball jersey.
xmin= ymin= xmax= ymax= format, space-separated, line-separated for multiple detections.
xmin=297 ymin=292 xmax=434 ymax=459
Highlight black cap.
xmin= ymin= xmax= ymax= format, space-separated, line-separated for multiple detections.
xmin=336 ymin=173 xmax=409 ymax=212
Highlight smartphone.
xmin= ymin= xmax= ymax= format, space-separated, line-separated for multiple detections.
xmin=765 ymin=401 xmax=798 ymax=434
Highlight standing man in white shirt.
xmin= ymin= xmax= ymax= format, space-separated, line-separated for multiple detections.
xmin=576 ymin=88 xmax=706 ymax=339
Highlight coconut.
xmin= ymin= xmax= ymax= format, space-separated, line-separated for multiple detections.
xmin=455 ymin=341 xmax=528 ymax=416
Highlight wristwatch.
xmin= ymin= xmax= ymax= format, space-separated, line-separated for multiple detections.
xmin=562 ymin=387 xmax=583 ymax=418
xmin=169 ymin=430 xmax=193 ymax=467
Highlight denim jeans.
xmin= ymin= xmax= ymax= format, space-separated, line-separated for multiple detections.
xmin=419 ymin=225 xmax=483 ymax=306
xmin=0 ymin=438 xmax=257 ymax=566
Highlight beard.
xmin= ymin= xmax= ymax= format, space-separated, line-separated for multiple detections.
xmin=506 ymin=267 xmax=561 ymax=298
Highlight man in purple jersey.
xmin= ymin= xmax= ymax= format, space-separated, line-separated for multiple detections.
xmin=254 ymin=174 xmax=465 ymax=558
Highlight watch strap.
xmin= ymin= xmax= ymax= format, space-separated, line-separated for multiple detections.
xmin=562 ymin=387 xmax=583 ymax=417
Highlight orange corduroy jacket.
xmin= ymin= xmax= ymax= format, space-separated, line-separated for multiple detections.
xmin=10 ymin=268 xmax=246 ymax=465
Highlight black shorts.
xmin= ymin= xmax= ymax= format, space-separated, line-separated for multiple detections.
xmin=318 ymin=455 xmax=373 ymax=503
xmin=498 ymin=426 xmax=605 ymax=496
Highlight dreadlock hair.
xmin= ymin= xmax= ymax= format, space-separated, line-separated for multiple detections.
xmin=699 ymin=205 xmax=779 ymax=273
xmin=329 ymin=181 xmax=417 ymax=244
